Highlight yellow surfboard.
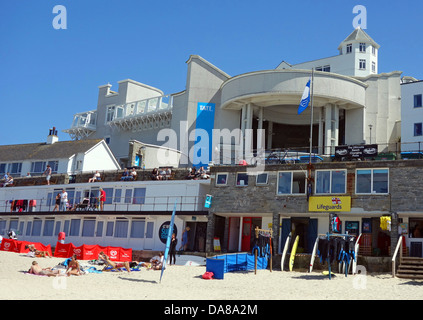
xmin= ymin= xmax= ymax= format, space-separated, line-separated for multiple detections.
xmin=289 ymin=235 xmax=300 ymax=272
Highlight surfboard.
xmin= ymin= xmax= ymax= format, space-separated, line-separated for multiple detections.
xmin=280 ymin=232 xmax=291 ymax=271
xmin=289 ymin=235 xmax=299 ymax=272
xmin=309 ymin=237 xmax=319 ymax=273
xmin=352 ymin=233 xmax=362 ymax=275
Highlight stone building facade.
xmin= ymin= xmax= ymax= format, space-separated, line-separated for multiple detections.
xmin=205 ymin=160 xmax=423 ymax=258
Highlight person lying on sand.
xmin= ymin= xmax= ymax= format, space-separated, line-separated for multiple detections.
xmin=28 ymin=261 xmax=60 ymax=277
xmin=98 ymin=251 xmax=138 ymax=273
xmin=25 ymin=244 xmax=52 ymax=258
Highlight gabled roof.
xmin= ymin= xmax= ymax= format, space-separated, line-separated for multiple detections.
xmin=338 ymin=27 xmax=380 ymax=50
xmin=0 ymin=139 xmax=104 ymax=162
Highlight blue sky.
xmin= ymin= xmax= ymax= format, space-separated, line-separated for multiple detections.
xmin=1 ymin=0 xmax=422 ymax=146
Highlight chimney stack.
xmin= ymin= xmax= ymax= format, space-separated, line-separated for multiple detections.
xmin=47 ymin=127 xmax=59 ymax=144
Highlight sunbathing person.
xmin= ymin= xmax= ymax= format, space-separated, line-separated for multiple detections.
xmin=28 ymin=261 xmax=60 ymax=277
xmin=66 ymin=254 xmax=82 ymax=276
xmin=25 ymin=244 xmax=52 ymax=258
xmin=98 ymin=251 xmax=138 ymax=273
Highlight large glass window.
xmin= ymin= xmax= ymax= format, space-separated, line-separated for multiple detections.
xmin=316 ymin=170 xmax=346 ymax=194
xmin=43 ymin=219 xmax=55 ymax=236
xmin=414 ymin=123 xmax=423 ymax=136
xmin=32 ymin=219 xmax=42 ymax=236
xmin=69 ymin=219 xmax=81 ymax=236
xmin=103 ymin=188 xmax=113 ymax=205
xmin=115 ymin=219 xmax=129 ymax=238
xmin=133 ymin=188 xmax=146 ymax=205
xmin=130 ymin=220 xmax=145 ymax=238
xmin=356 ymin=169 xmax=388 ymax=194
xmin=277 ymin=171 xmax=306 ymax=195
xmin=82 ymin=219 xmax=95 ymax=237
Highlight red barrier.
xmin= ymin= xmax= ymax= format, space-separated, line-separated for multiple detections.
xmin=0 ymin=239 xmax=52 ymax=256
xmin=0 ymin=239 xmax=131 ymax=261
xmin=53 ymin=242 xmax=132 ymax=261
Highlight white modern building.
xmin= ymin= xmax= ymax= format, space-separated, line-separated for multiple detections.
xmin=401 ymin=77 xmax=423 ymax=153
xmin=64 ymin=27 xmax=402 ymax=167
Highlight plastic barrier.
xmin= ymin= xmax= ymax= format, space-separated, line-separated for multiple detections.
xmin=206 ymin=252 xmax=268 ymax=278
xmin=53 ymin=242 xmax=132 ymax=261
xmin=0 ymin=238 xmax=52 ymax=256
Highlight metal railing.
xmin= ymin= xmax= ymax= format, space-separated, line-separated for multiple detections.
xmin=1 ymin=195 xmax=207 ymax=214
xmin=392 ymin=235 xmax=404 ymax=278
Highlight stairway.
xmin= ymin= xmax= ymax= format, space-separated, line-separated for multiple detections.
xmin=396 ymin=257 xmax=423 ymax=279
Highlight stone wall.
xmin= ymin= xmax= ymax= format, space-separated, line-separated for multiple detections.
xmin=206 ymin=160 xmax=423 ymax=253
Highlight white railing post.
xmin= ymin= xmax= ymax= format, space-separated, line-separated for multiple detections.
xmin=392 ymin=235 xmax=403 ymax=278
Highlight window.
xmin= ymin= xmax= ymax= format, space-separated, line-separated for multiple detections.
xmin=414 ymin=94 xmax=422 ymax=108
xmin=82 ymin=219 xmax=96 ymax=237
xmin=236 ymin=173 xmax=248 ymax=186
xmin=106 ymin=221 xmax=114 ymax=236
xmin=133 ymin=188 xmax=146 ymax=205
xmin=356 ymin=169 xmax=388 ymax=194
xmin=54 ymin=221 xmax=61 ymax=236
xmin=359 ymin=43 xmax=366 ymax=52
xmin=32 ymin=219 xmax=42 ymax=236
xmin=43 ymin=219 xmax=55 ymax=236
xmin=69 ymin=219 xmax=81 ymax=236
xmin=256 ymin=173 xmax=268 ymax=185
xmin=7 ymin=163 xmax=22 ymax=175
xmin=114 ymin=189 xmax=122 ymax=203
xmin=115 ymin=219 xmax=129 ymax=238
xmin=31 ymin=162 xmax=46 ymax=174
xmin=216 ymin=173 xmax=228 ymax=186
xmin=25 ymin=221 xmax=32 ymax=236
xmin=96 ymin=221 xmax=103 ymax=237
xmin=316 ymin=170 xmax=346 ymax=194
xmin=0 ymin=164 xmax=5 ymax=174
xmin=414 ymin=123 xmax=423 ymax=136
xmin=346 ymin=44 xmax=352 ymax=54
xmin=124 ymin=189 xmax=133 ymax=204
xmin=277 ymin=171 xmax=306 ymax=195
xmin=323 ymin=65 xmax=330 ymax=72
xmin=372 ymin=46 xmax=376 ymax=55
xmin=106 ymin=106 xmax=116 ymax=123
xmin=0 ymin=220 xmax=6 ymax=236
xmin=130 ymin=219 xmax=145 ymax=238
xmin=103 ymin=188 xmax=113 ymax=205
xmin=359 ymin=59 xmax=366 ymax=70
xmin=372 ymin=62 xmax=376 ymax=73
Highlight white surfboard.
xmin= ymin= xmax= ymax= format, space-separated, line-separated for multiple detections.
xmin=352 ymin=233 xmax=362 ymax=275
xmin=309 ymin=237 xmax=319 ymax=273
xmin=280 ymin=232 xmax=291 ymax=271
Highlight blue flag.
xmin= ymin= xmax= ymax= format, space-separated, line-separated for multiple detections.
xmin=298 ymin=79 xmax=311 ymax=115
xmin=160 ymin=201 xmax=177 ymax=283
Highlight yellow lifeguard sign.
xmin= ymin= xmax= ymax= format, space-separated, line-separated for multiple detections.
xmin=308 ymin=196 xmax=351 ymax=212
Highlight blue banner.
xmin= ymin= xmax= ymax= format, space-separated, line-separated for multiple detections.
xmin=193 ymin=102 xmax=216 ymax=168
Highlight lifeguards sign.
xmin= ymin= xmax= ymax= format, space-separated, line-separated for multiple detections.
xmin=308 ymin=196 xmax=351 ymax=212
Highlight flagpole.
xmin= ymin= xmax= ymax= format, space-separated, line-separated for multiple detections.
xmin=309 ymin=68 xmax=314 ymax=165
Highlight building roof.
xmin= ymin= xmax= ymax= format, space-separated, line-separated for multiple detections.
xmin=0 ymin=139 xmax=104 ymax=162
xmin=338 ymin=27 xmax=380 ymax=50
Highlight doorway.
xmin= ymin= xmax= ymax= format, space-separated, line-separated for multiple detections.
xmin=241 ymin=217 xmax=262 ymax=252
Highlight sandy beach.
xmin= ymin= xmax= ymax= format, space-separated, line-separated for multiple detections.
xmin=1 ymin=251 xmax=423 ymax=301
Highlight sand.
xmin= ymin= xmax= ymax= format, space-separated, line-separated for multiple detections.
xmin=1 ymin=250 xmax=422 ymax=300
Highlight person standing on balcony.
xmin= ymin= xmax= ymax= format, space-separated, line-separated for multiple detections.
xmin=99 ymin=188 xmax=106 ymax=211
xmin=43 ymin=165 xmax=52 ymax=185
xmin=60 ymin=189 xmax=68 ymax=211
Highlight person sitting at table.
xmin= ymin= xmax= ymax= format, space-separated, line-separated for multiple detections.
xmin=151 ymin=168 xmax=160 ymax=180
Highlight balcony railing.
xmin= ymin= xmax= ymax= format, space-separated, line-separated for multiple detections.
xmin=1 ymin=195 xmax=207 ymax=214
